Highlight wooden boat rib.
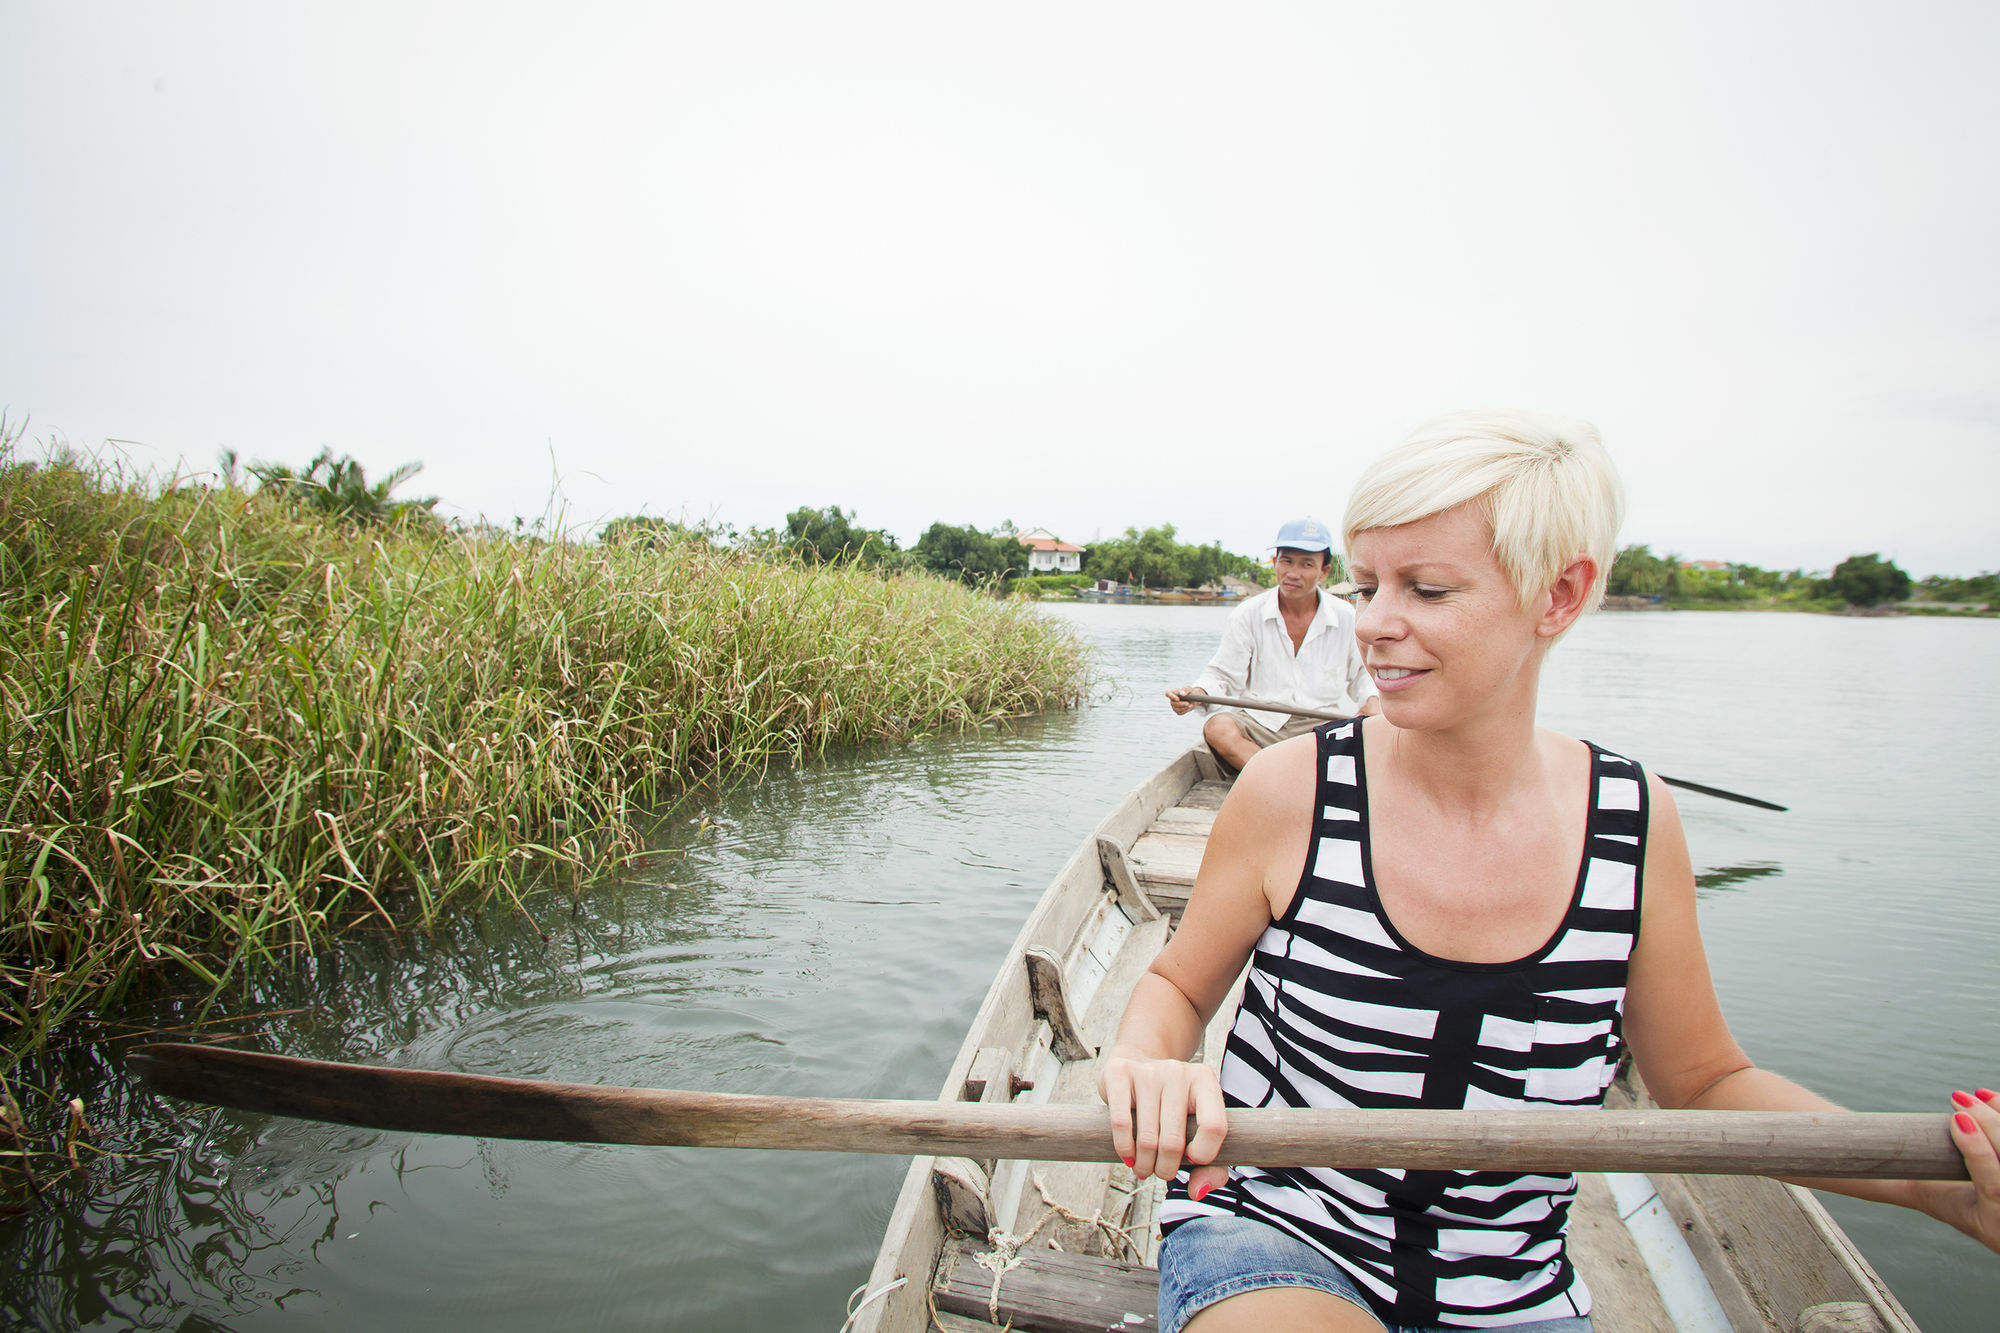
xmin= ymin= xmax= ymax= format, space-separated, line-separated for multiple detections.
xmin=848 ymin=747 xmax=1919 ymax=1333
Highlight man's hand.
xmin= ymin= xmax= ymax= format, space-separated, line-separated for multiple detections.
xmin=1164 ymin=686 xmax=1200 ymax=716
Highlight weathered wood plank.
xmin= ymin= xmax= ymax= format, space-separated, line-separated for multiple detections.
xmin=932 ymin=1156 xmax=993 ymax=1237
xmin=1796 ymin=1303 xmax=1894 ymax=1332
xmin=1149 ymin=805 xmax=1217 ymax=837
xmin=1786 ymin=1188 xmax=1913 ymax=1331
xmin=1144 ymin=885 xmax=1192 ymax=925
xmin=1127 ymin=830 xmax=1206 ymax=889
xmin=1025 ymin=949 xmax=1095 ymax=1063
xmin=1176 ymin=780 xmax=1231 ymax=811
xmin=963 ymin=1047 xmax=1015 ymax=1105
xmin=1650 ymin=1172 xmax=1916 ymax=1333
xmin=935 ymin=1240 xmax=1160 ymax=1333
xmin=1097 ymin=836 xmax=1160 ymax=923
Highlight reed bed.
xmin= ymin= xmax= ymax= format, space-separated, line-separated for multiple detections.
xmin=0 ymin=448 xmax=1090 ymax=1069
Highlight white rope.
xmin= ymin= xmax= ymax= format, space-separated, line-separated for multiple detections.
xmin=837 ymin=1275 xmax=907 ymax=1333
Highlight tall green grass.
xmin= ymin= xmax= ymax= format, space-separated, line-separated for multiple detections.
xmin=0 ymin=445 xmax=1089 ymax=1066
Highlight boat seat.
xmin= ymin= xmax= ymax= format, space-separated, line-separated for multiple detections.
xmin=1126 ymin=780 xmax=1232 ymax=919
xmin=933 ymin=1238 xmax=1159 ymax=1332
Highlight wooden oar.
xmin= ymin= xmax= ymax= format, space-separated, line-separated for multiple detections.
xmin=128 ymin=1043 xmax=1963 ymax=1180
xmin=1182 ymin=692 xmax=1788 ymax=812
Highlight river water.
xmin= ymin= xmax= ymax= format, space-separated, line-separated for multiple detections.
xmin=4 ymin=606 xmax=1997 ymax=1331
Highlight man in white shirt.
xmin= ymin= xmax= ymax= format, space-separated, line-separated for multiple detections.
xmin=1164 ymin=516 xmax=1379 ymax=771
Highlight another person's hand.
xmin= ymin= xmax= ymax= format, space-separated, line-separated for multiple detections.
xmin=1164 ymin=686 xmax=1200 ymax=716
xmin=1099 ymin=1053 xmax=1230 ymax=1201
xmin=1919 ymin=1087 xmax=2000 ymax=1254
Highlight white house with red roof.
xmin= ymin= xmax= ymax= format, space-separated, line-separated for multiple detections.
xmin=1017 ymin=528 xmax=1085 ymax=574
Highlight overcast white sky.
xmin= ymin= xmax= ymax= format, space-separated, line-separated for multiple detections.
xmin=5 ymin=3 xmax=1997 ymax=575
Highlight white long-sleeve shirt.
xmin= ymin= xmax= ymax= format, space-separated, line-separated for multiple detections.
xmin=1191 ymin=587 xmax=1377 ymax=731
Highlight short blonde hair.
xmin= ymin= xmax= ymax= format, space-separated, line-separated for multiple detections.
xmin=1342 ymin=409 xmax=1624 ymax=611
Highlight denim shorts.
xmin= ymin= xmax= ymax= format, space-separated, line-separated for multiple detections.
xmin=1157 ymin=1213 xmax=1594 ymax=1333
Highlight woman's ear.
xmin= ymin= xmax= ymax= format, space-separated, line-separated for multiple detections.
xmin=1538 ymin=555 xmax=1598 ymax=638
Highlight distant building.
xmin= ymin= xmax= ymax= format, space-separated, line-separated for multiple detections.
xmin=1681 ymin=559 xmax=1730 ymax=572
xmin=1018 ymin=528 xmax=1085 ymax=574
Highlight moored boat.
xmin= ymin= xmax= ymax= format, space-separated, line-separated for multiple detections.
xmin=846 ymin=746 xmax=1919 ymax=1333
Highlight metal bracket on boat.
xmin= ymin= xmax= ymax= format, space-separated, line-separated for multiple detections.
xmin=1096 ymin=836 xmax=1160 ymax=924
xmin=1023 ymin=948 xmax=1096 ymax=1062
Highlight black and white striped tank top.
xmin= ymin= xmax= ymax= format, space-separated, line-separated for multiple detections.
xmin=1159 ymin=718 xmax=1649 ymax=1328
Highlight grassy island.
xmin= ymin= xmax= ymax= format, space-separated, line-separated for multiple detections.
xmin=0 ymin=448 xmax=1089 ymax=1075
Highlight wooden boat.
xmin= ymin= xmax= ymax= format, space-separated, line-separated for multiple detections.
xmin=1136 ymin=587 xmax=1244 ymax=604
xmin=846 ymin=747 xmax=1919 ymax=1333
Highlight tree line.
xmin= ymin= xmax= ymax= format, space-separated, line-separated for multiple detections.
xmin=1608 ymin=545 xmax=1995 ymax=609
xmin=214 ymin=452 xmax=1992 ymax=609
xmin=202 ymin=453 xmax=1267 ymax=590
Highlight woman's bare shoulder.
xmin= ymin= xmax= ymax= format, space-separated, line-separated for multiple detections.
xmin=1230 ymin=729 xmax=1320 ymax=806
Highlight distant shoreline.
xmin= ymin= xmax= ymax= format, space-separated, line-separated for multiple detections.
xmin=1600 ymin=595 xmax=1994 ymax=617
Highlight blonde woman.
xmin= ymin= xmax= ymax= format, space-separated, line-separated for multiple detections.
xmin=1100 ymin=410 xmax=1999 ymax=1332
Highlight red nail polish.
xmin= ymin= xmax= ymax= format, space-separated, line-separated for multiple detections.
xmin=1122 ymin=1157 xmax=1135 ymax=1169
xmin=1952 ymin=1090 xmax=1975 ymax=1108
xmin=1190 ymin=1183 xmax=1208 ymax=1202
xmin=1978 ymin=1089 xmax=1997 ymax=1102
xmin=1956 ymin=1113 xmax=1977 ymax=1134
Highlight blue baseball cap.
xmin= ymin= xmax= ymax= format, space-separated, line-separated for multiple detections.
xmin=1271 ymin=516 xmax=1333 ymax=553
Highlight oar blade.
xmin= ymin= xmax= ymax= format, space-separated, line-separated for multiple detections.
xmin=129 ymin=1043 xmax=670 ymax=1146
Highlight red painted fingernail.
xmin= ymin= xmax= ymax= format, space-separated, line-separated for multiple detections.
xmin=1122 ymin=1157 xmax=1135 ymax=1169
xmin=1956 ymin=1113 xmax=1977 ymax=1134
xmin=1952 ymin=1090 xmax=1975 ymax=1108
xmin=1190 ymin=1182 xmax=1209 ymax=1202
xmin=1977 ymin=1089 xmax=1997 ymax=1102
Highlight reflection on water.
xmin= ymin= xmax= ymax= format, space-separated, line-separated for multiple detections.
xmin=4 ymin=607 xmax=1996 ymax=1330
xmin=1694 ymin=861 xmax=1784 ymax=893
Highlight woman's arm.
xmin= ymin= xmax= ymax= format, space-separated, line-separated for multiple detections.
xmin=1622 ymin=773 xmax=2000 ymax=1252
xmin=1098 ymin=734 xmax=1315 ymax=1195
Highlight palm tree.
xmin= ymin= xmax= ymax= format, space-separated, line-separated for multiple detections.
xmin=246 ymin=448 xmax=438 ymax=526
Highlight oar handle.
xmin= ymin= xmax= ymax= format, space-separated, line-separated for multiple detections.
xmin=129 ymin=1044 xmax=1966 ymax=1180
